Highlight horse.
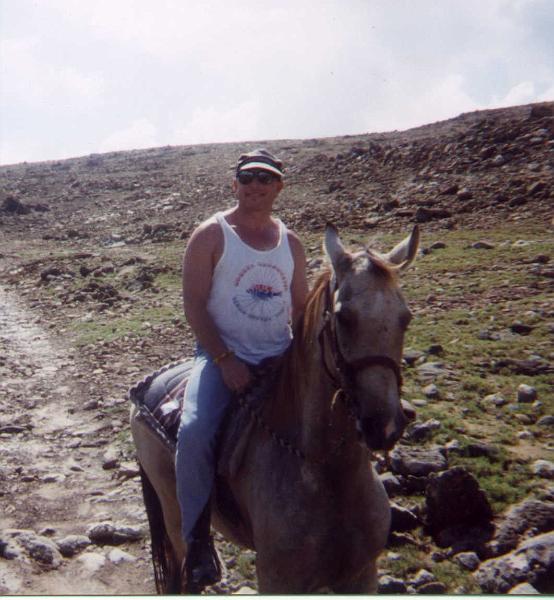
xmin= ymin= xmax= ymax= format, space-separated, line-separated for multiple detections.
xmin=129 ymin=223 xmax=419 ymax=594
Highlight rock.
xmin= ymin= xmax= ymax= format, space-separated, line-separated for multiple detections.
xmin=77 ymin=551 xmax=106 ymax=572
xmin=390 ymin=504 xmax=420 ymax=532
xmin=492 ymin=499 xmax=554 ymax=556
xmin=102 ymin=447 xmax=120 ymax=470
xmin=378 ymin=575 xmax=408 ymax=594
xmin=234 ymin=586 xmax=258 ymax=594
xmin=528 ymin=181 xmax=547 ymax=196
xmin=465 ymin=442 xmax=499 ymax=459
xmin=380 ymin=472 xmax=403 ymax=497
xmin=425 ymin=467 xmax=494 ymax=550
xmin=475 ymin=532 xmax=554 ymax=593
xmin=423 ymin=384 xmax=440 ymax=399
xmin=417 ymin=581 xmax=447 ymax=594
xmin=483 ymin=393 xmax=507 ymax=407
xmin=457 ymin=188 xmax=473 ymax=201
xmin=508 ymin=582 xmax=540 ymax=594
xmin=510 ymin=322 xmax=533 ymax=335
xmin=56 ymin=534 xmax=91 ymax=557
xmin=454 ymin=551 xmax=481 ymax=571
xmin=1 ymin=196 xmax=30 ymax=214
xmin=117 ymin=462 xmax=140 ymax=479
xmin=517 ymin=384 xmax=537 ymax=403
xmin=403 ymin=349 xmax=425 ymax=366
xmin=537 ymin=415 xmax=554 ymax=427
xmin=406 ymin=418 xmax=441 ymax=441
xmin=86 ymin=522 xmax=143 ymax=545
xmin=471 ymin=241 xmax=495 ymax=249
xmin=429 ymin=241 xmax=446 ymax=250
xmin=427 ymin=343 xmax=443 ymax=355
xmin=410 ymin=568 xmax=436 ymax=587
xmin=532 ymin=460 xmax=554 ymax=480
xmin=107 ymin=548 xmax=137 ymax=563
xmin=415 ymin=207 xmax=452 ymax=222
xmin=416 ymin=362 xmax=449 ymax=378
xmin=390 ymin=446 xmax=447 ymax=477
xmin=0 ymin=536 xmax=22 ymax=560
xmin=4 ymin=530 xmax=63 ymax=568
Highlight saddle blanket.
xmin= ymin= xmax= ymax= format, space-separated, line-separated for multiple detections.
xmin=128 ymin=356 xmax=283 ymax=476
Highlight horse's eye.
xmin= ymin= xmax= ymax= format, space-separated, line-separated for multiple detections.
xmin=336 ymin=306 xmax=356 ymax=328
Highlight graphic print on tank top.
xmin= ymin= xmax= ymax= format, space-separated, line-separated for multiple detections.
xmin=232 ymin=261 xmax=289 ymax=323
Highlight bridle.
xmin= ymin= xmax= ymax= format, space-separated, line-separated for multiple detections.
xmin=318 ymin=279 xmax=403 ymax=406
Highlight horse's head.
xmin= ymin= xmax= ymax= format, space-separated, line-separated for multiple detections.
xmin=323 ymin=223 xmax=419 ymax=451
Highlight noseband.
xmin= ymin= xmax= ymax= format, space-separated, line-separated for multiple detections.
xmin=318 ymin=281 xmax=403 ymax=397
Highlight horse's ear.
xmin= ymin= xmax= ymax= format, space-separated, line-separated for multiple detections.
xmin=324 ymin=222 xmax=351 ymax=274
xmin=382 ymin=225 xmax=420 ymax=269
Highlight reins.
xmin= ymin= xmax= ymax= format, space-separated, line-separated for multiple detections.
xmin=237 ymin=274 xmax=403 ymax=465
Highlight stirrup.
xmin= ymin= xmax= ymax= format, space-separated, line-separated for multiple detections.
xmin=181 ymin=535 xmax=222 ymax=593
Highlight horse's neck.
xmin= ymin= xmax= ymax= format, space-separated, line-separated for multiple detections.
xmin=295 ymin=304 xmax=362 ymax=466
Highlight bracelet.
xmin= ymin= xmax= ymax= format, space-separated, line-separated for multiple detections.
xmin=213 ymin=349 xmax=234 ymax=365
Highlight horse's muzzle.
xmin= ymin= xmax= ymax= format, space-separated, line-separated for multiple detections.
xmin=359 ymin=408 xmax=409 ymax=451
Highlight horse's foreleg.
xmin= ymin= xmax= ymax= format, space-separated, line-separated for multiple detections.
xmin=331 ymin=561 xmax=378 ymax=594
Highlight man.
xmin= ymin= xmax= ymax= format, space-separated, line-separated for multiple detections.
xmin=176 ymin=149 xmax=309 ymax=589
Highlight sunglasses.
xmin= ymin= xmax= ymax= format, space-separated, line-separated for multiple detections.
xmin=237 ymin=170 xmax=280 ymax=185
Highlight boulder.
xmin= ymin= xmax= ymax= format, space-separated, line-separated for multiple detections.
xmin=3 ymin=529 xmax=62 ymax=568
xmin=517 ymin=384 xmax=537 ymax=403
xmin=86 ymin=522 xmax=143 ymax=545
xmin=454 ymin=551 xmax=481 ymax=571
xmin=390 ymin=446 xmax=447 ymax=477
xmin=475 ymin=532 xmax=554 ymax=593
xmin=390 ymin=504 xmax=420 ymax=532
xmin=491 ymin=499 xmax=554 ymax=556
xmin=425 ymin=467 xmax=494 ymax=550
xmin=406 ymin=418 xmax=441 ymax=442
xmin=56 ymin=534 xmax=91 ymax=557
xmin=532 ymin=460 xmax=554 ymax=480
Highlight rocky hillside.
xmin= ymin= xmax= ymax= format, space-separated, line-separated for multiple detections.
xmin=1 ymin=102 xmax=552 ymax=240
xmin=0 ymin=101 xmax=552 ymax=595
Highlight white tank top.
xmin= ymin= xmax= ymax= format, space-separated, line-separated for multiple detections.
xmin=207 ymin=212 xmax=294 ymax=365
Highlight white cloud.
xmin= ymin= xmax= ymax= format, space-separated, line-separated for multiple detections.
xmin=99 ymin=118 xmax=159 ymax=153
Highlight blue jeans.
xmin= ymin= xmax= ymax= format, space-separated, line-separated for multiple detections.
xmin=175 ymin=346 xmax=234 ymax=543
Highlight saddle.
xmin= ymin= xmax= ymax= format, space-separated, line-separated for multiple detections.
xmin=128 ymin=356 xmax=284 ymax=480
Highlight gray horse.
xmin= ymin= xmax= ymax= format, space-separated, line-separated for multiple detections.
xmin=130 ymin=223 xmax=419 ymax=593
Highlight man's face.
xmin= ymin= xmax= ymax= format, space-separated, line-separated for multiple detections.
xmin=233 ymin=169 xmax=284 ymax=211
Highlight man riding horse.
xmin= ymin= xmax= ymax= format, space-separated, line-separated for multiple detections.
xmin=177 ymin=149 xmax=309 ymax=589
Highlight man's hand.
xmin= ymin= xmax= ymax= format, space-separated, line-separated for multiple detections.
xmin=218 ymin=354 xmax=252 ymax=393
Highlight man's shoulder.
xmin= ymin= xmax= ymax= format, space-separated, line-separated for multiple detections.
xmin=285 ymin=228 xmax=305 ymax=251
xmin=191 ymin=214 xmax=222 ymax=238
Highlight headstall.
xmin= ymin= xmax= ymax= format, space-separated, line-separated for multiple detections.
xmin=318 ymin=279 xmax=403 ymax=406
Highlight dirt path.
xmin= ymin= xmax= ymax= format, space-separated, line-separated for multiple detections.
xmin=0 ymin=285 xmax=153 ymax=595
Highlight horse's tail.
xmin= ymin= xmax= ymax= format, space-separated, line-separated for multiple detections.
xmin=138 ymin=465 xmax=181 ymax=594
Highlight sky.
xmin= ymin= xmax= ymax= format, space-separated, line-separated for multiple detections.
xmin=1 ymin=0 xmax=553 ymax=165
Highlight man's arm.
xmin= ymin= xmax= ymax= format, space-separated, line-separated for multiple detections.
xmin=287 ymin=231 xmax=309 ymax=326
xmin=182 ymin=222 xmax=252 ymax=391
